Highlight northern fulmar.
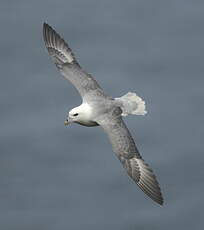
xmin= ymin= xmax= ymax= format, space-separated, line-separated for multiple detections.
xmin=43 ymin=23 xmax=163 ymax=205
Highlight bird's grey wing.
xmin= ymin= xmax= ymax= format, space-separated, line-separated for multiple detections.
xmin=43 ymin=23 xmax=105 ymax=99
xmin=96 ymin=109 xmax=163 ymax=205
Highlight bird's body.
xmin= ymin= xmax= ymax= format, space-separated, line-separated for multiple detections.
xmin=43 ymin=23 xmax=164 ymax=205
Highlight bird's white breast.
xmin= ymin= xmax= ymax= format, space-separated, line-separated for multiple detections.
xmin=79 ymin=103 xmax=92 ymax=117
xmin=76 ymin=103 xmax=98 ymax=127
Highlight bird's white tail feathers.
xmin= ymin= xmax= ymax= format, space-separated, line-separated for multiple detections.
xmin=115 ymin=92 xmax=147 ymax=116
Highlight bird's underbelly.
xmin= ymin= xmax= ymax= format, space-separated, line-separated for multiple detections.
xmin=76 ymin=120 xmax=99 ymax=127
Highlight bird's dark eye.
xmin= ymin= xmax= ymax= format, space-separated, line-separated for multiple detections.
xmin=73 ymin=113 xmax=78 ymax=117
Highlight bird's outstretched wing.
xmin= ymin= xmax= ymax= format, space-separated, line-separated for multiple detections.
xmin=43 ymin=23 xmax=105 ymax=99
xmin=96 ymin=108 xmax=163 ymax=205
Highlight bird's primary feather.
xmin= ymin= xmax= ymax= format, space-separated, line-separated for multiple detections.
xmin=43 ymin=23 xmax=105 ymax=99
xmin=96 ymin=111 xmax=163 ymax=205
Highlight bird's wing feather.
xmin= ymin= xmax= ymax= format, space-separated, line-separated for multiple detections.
xmin=43 ymin=23 xmax=105 ymax=99
xmin=96 ymin=110 xmax=163 ymax=205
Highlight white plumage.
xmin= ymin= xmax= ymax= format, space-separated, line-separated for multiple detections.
xmin=116 ymin=92 xmax=147 ymax=116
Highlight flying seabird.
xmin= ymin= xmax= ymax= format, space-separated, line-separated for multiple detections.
xmin=43 ymin=23 xmax=164 ymax=205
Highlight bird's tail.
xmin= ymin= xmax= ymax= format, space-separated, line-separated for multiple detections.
xmin=115 ymin=92 xmax=147 ymax=116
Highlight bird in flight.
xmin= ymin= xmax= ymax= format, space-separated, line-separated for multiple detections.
xmin=43 ymin=23 xmax=163 ymax=205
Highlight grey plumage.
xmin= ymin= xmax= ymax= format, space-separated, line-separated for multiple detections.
xmin=97 ymin=109 xmax=163 ymax=205
xmin=43 ymin=23 xmax=164 ymax=205
xmin=43 ymin=23 xmax=106 ymax=99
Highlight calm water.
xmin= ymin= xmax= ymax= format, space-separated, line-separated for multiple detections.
xmin=0 ymin=0 xmax=204 ymax=229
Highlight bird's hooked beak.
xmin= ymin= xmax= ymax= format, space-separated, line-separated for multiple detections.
xmin=64 ymin=118 xmax=73 ymax=126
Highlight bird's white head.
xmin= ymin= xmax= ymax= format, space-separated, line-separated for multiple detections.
xmin=64 ymin=103 xmax=92 ymax=126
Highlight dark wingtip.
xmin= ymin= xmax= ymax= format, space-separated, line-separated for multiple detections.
xmin=155 ymin=190 xmax=164 ymax=206
xmin=157 ymin=197 xmax=164 ymax=206
xmin=43 ymin=22 xmax=52 ymax=36
xmin=42 ymin=22 xmax=56 ymax=47
xmin=43 ymin=22 xmax=49 ymax=41
xmin=43 ymin=22 xmax=49 ymax=27
xmin=43 ymin=22 xmax=52 ymax=29
xmin=43 ymin=22 xmax=48 ymax=31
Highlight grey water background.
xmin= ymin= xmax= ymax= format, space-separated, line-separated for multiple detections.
xmin=0 ymin=0 xmax=203 ymax=229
